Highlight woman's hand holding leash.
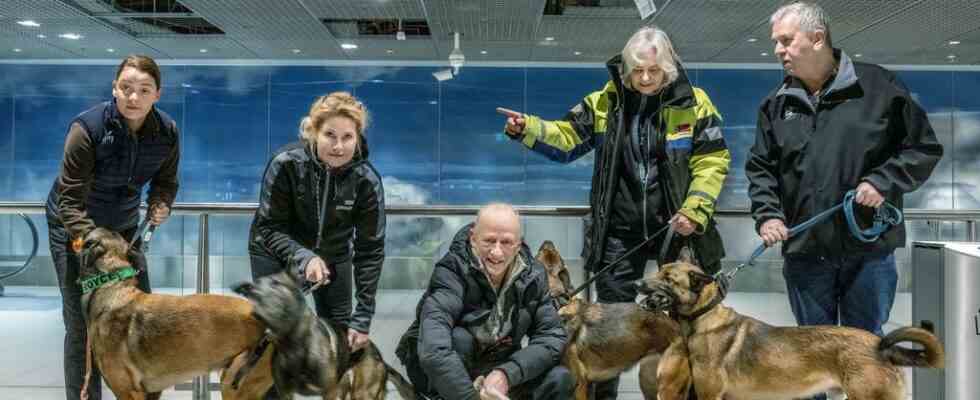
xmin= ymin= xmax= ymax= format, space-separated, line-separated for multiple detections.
xmin=305 ymin=257 xmax=332 ymax=285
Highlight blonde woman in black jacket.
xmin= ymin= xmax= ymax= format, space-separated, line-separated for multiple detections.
xmin=248 ymin=92 xmax=386 ymax=367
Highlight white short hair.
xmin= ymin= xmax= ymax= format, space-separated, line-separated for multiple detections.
xmin=770 ymin=2 xmax=832 ymax=45
xmin=621 ymin=26 xmax=679 ymax=89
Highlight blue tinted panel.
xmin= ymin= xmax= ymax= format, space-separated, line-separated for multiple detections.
xmin=354 ymin=69 xmax=439 ymax=205
xmin=439 ymin=67 xmax=526 ymax=204
xmin=897 ymin=70 xmax=954 ymax=208
xmin=696 ymin=68 xmax=783 ymax=209
xmin=179 ymin=66 xmax=272 ymax=203
xmin=951 ymin=71 xmax=980 ymax=209
xmin=524 ymin=68 xmax=609 ymax=205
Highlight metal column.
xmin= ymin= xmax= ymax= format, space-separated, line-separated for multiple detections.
xmin=192 ymin=214 xmax=211 ymax=400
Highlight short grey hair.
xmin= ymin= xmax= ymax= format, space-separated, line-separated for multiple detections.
xmin=770 ymin=2 xmax=832 ymax=46
xmin=621 ymin=26 xmax=680 ymax=89
xmin=474 ymin=202 xmax=522 ymax=236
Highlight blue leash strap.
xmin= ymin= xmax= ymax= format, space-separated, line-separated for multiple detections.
xmin=717 ymin=189 xmax=903 ymax=282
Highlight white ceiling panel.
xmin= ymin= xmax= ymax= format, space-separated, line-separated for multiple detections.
xmin=0 ymin=0 xmax=977 ymax=65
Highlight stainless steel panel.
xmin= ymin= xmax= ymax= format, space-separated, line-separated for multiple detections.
xmin=943 ymin=244 xmax=980 ymax=400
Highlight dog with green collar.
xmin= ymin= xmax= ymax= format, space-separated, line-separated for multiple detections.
xmin=76 ymin=227 xmax=274 ymax=400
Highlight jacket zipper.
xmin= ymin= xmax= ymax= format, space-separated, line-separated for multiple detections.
xmin=635 ymin=95 xmax=649 ymax=239
xmin=314 ymin=166 xmax=331 ymax=250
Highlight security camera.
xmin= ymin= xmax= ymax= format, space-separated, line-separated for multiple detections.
xmin=432 ymin=69 xmax=453 ymax=82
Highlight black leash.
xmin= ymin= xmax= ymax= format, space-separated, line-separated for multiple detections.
xmin=566 ymin=224 xmax=672 ymax=299
xmin=129 ymin=217 xmax=157 ymax=253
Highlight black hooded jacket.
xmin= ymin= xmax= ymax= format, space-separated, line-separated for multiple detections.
xmin=396 ymin=223 xmax=567 ymax=400
xmin=248 ymin=139 xmax=386 ymax=333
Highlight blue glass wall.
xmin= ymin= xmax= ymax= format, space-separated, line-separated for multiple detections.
xmin=1 ymin=63 xmax=967 ymax=208
xmin=0 ymin=62 xmax=972 ymax=288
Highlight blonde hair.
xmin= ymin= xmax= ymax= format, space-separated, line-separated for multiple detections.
xmin=298 ymin=91 xmax=369 ymax=151
xmin=621 ymin=26 xmax=680 ymax=89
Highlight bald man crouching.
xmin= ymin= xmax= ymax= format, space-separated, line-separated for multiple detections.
xmin=396 ymin=203 xmax=572 ymax=400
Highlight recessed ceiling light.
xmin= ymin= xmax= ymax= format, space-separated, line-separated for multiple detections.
xmin=59 ymin=33 xmax=82 ymax=40
xmin=480 ymin=50 xmax=487 ymax=55
xmin=341 ymin=43 xmax=358 ymax=50
xmin=948 ymin=54 xmax=957 ymax=59
xmin=17 ymin=20 xmax=40 ymax=27
xmin=747 ymin=38 xmax=758 ymax=42
xmin=386 ymin=49 xmax=394 ymax=54
xmin=37 ymin=34 xmax=46 ymax=39
xmin=544 ymin=37 xmax=555 ymax=41
xmin=106 ymin=48 xmax=115 ymax=53
xmin=949 ymin=40 xmax=961 ymax=45
xmin=855 ymin=53 xmax=863 ymax=58
xmin=574 ymin=51 xmax=582 ymax=55
xmin=199 ymin=48 xmax=208 ymax=53
xmin=761 ymin=52 xmax=769 ymax=56
xmin=13 ymin=48 xmax=22 ymax=53
xmin=291 ymin=48 xmax=301 ymax=54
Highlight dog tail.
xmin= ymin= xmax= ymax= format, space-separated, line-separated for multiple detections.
xmin=386 ymin=364 xmax=417 ymax=400
xmin=878 ymin=326 xmax=944 ymax=368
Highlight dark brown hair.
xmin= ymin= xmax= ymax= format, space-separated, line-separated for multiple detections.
xmin=115 ymin=55 xmax=162 ymax=89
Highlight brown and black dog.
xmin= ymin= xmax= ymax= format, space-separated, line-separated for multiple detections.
xmin=234 ymin=270 xmax=415 ymax=400
xmin=637 ymin=260 xmax=945 ymax=400
xmin=535 ymin=241 xmax=681 ymax=400
xmin=77 ymin=227 xmax=272 ymax=399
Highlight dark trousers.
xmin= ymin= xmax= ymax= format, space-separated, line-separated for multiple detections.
xmin=50 ymin=222 xmax=150 ymax=400
xmin=592 ymin=233 xmax=713 ymax=400
xmin=592 ymin=234 xmax=655 ymax=400
xmin=405 ymin=327 xmax=573 ymax=400
xmin=249 ymin=251 xmax=353 ymax=399
xmin=783 ymin=251 xmax=898 ymax=400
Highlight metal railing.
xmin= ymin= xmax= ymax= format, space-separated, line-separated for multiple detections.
xmin=0 ymin=201 xmax=978 ymax=399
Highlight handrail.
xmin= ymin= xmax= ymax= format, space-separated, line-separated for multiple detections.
xmin=1 ymin=201 xmax=980 ymax=220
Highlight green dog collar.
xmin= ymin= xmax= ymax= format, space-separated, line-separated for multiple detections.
xmin=79 ymin=266 xmax=137 ymax=294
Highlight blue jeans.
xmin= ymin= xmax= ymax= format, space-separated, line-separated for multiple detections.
xmin=783 ymin=251 xmax=898 ymax=400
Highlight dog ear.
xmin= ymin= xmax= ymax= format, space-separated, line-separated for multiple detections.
xmin=80 ymin=234 xmax=107 ymax=269
xmin=688 ymin=271 xmax=714 ymax=294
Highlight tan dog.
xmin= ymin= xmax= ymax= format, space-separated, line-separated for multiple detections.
xmin=637 ymin=260 xmax=945 ymax=400
xmin=77 ymin=227 xmax=272 ymax=399
xmin=535 ymin=241 xmax=681 ymax=400
xmin=335 ymin=342 xmax=416 ymax=400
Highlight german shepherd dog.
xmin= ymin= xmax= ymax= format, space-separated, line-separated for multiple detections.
xmin=535 ymin=241 xmax=681 ymax=400
xmin=637 ymin=260 xmax=945 ymax=400
xmin=233 ymin=270 xmax=415 ymax=400
xmin=77 ymin=227 xmax=272 ymax=399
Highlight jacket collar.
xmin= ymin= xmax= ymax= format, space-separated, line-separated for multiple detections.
xmin=776 ymin=48 xmax=858 ymax=110
xmin=605 ymin=54 xmax=696 ymax=108
xmin=107 ymin=98 xmax=161 ymax=137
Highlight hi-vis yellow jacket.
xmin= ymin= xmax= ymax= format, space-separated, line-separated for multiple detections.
xmin=513 ymin=56 xmax=730 ymax=271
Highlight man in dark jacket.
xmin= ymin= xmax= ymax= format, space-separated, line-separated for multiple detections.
xmin=747 ymin=6 xmax=943 ymax=398
xmin=396 ymin=203 xmax=572 ymax=400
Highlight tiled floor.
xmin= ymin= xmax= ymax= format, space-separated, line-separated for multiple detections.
xmin=0 ymin=287 xmax=914 ymax=399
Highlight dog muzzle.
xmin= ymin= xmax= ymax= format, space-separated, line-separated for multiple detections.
xmin=640 ymin=282 xmax=678 ymax=313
